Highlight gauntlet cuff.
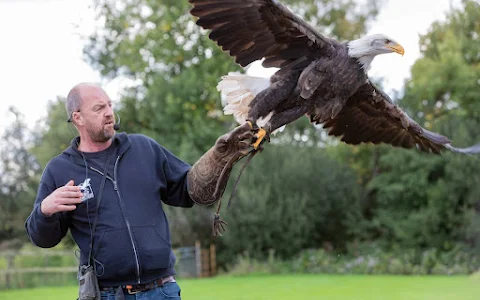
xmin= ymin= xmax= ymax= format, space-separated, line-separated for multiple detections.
xmin=187 ymin=134 xmax=245 ymax=206
xmin=187 ymin=122 xmax=255 ymax=236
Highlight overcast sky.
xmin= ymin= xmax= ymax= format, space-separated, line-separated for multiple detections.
xmin=0 ymin=0 xmax=460 ymax=136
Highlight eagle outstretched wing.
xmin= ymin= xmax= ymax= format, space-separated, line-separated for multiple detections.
xmin=322 ymin=82 xmax=480 ymax=154
xmin=189 ymin=0 xmax=340 ymax=68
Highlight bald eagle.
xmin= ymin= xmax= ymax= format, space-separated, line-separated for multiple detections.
xmin=189 ymin=0 xmax=480 ymax=155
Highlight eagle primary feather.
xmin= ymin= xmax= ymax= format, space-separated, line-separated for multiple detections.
xmin=189 ymin=0 xmax=480 ymax=155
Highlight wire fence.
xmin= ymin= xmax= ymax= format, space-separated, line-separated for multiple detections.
xmin=0 ymin=241 xmax=216 ymax=290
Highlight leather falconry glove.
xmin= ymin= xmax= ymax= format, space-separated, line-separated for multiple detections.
xmin=187 ymin=122 xmax=258 ymax=236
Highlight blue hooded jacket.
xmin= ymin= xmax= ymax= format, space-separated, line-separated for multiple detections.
xmin=25 ymin=132 xmax=194 ymax=287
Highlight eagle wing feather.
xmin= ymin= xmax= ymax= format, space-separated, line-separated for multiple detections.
xmin=189 ymin=0 xmax=340 ymax=68
xmin=322 ymin=82 xmax=480 ymax=154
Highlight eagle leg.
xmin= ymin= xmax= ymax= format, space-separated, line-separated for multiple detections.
xmin=252 ymin=128 xmax=267 ymax=150
xmin=246 ymin=120 xmax=268 ymax=149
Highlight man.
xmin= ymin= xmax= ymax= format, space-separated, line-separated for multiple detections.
xmin=25 ymin=82 xmax=254 ymax=299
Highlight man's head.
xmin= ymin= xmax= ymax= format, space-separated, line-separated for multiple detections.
xmin=66 ymin=82 xmax=116 ymax=143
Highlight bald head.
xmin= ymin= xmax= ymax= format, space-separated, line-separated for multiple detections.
xmin=66 ymin=82 xmax=107 ymax=121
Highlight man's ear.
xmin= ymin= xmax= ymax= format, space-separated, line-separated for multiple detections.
xmin=72 ymin=111 xmax=84 ymax=126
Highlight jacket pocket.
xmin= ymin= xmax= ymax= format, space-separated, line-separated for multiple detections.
xmin=94 ymin=229 xmax=135 ymax=280
xmin=132 ymin=225 xmax=173 ymax=275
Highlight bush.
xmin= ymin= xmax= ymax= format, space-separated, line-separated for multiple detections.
xmin=225 ymin=249 xmax=291 ymax=276
xmin=225 ymin=247 xmax=480 ymax=276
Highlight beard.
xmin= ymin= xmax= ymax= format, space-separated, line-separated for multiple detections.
xmin=86 ymin=122 xmax=115 ymax=143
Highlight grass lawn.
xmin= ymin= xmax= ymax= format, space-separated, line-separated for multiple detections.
xmin=0 ymin=274 xmax=478 ymax=299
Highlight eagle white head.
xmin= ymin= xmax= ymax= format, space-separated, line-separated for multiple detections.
xmin=347 ymin=34 xmax=405 ymax=71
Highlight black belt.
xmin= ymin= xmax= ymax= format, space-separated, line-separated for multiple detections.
xmin=101 ymin=275 xmax=176 ymax=294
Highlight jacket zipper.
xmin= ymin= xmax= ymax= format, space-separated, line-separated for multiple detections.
xmin=89 ymin=167 xmax=114 ymax=182
xmin=90 ymin=157 xmax=142 ymax=284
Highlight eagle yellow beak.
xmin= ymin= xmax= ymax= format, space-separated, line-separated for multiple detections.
xmin=388 ymin=43 xmax=405 ymax=56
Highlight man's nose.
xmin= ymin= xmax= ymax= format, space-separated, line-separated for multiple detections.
xmin=105 ymin=107 xmax=114 ymax=117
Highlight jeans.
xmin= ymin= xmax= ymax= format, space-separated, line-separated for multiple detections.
xmin=100 ymin=281 xmax=181 ymax=300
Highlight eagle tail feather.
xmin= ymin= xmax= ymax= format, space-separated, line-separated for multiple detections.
xmin=217 ymin=72 xmax=271 ymax=124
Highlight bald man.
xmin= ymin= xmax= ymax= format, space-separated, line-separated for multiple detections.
xmin=25 ymin=82 xmax=254 ymax=300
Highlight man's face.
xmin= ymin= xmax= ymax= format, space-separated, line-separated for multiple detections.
xmin=77 ymin=87 xmax=115 ymax=143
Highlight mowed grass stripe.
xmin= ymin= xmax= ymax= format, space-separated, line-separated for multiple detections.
xmin=1 ymin=274 xmax=478 ymax=300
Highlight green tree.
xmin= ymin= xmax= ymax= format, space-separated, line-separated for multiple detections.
xmin=0 ymin=108 xmax=41 ymax=245
xmin=403 ymin=0 xmax=480 ymax=122
xmin=216 ymin=145 xmax=362 ymax=265
xmin=361 ymin=0 xmax=480 ymax=254
xmin=31 ymin=97 xmax=77 ymax=168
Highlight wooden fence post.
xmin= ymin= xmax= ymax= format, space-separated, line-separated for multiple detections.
xmin=209 ymin=244 xmax=216 ymax=276
xmin=195 ymin=240 xmax=202 ymax=278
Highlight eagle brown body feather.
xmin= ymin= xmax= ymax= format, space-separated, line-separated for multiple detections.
xmin=189 ymin=0 xmax=480 ymax=155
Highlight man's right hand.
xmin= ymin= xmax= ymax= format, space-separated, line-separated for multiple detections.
xmin=40 ymin=180 xmax=83 ymax=217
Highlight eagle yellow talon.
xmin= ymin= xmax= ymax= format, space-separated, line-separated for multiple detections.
xmin=252 ymin=128 xmax=267 ymax=149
